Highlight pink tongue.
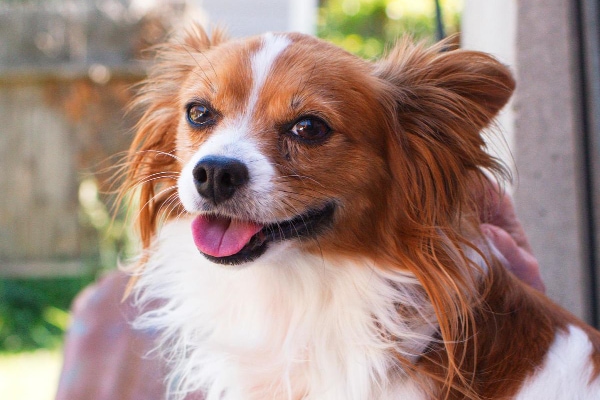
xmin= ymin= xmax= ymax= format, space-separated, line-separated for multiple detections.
xmin=191 ymin=215 xmax=263 ymax=258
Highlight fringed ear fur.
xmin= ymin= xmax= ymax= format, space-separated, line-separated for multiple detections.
xmin=119 ymin=25 xmax=228 ymax=293
xmin=375 ymin=37 xmax=515 ymax=232
xmin=376 ymin=37 xmax=515 ymax=130
xmin=374 ymin=38 xmax=515 ymax=399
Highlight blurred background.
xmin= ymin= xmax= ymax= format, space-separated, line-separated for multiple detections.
xmin=0 ymin=0 xmax=598 ymax=398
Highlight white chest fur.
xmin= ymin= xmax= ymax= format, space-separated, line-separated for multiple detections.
xmin=514 ymin=325 xmax=600 ymax=400
xmin=134 ymin=219 xmax=433 ymax=400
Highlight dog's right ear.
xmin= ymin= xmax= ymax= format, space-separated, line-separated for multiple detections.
xmin=122 ymin=25 xmax=228 ymax=252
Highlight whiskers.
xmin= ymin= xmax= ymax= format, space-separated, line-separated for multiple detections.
xmin=113 ymin=146 xmax=184 ymax=248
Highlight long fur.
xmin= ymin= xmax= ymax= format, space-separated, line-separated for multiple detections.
xmin=120 ymin=26 xmax=600 ymax=399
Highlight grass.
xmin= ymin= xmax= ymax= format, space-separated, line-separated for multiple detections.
xmin=0 ymin=277 xmax=96 ymax=352
xmin=0 ymin=348 xmax=62 ymax=400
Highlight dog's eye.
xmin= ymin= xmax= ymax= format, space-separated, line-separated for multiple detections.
xmin=289 ymin=117 xmax=331 ymax=143
xmin=187 ymin=104 xmax=215 ymax=127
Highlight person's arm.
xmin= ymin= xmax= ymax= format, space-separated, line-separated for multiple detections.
xmin=55 ymin=272 xmax=168 ymax=400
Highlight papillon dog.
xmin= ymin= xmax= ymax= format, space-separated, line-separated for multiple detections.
xmin=122 ymin=25 xmax=600 ymax=399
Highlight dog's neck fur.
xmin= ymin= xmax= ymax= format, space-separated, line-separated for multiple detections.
xmin=134 ymin=218 xmax=440 ymax=400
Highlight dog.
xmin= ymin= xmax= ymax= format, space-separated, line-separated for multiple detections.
xmin=122 ymin=25 xmax=600 ymax=399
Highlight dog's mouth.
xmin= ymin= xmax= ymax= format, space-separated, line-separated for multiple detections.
xmin=191 ymin=202 xmax=336 ymax=265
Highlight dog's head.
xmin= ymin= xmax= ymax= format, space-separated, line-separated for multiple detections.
xmin=126 ymin=25 xmax=513 ymax=269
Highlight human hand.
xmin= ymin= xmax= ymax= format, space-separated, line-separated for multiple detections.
xmin=478 ymin=182 xmax=545 ymax=292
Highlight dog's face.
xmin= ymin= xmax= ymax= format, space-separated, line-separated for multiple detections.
xmin=174 ymin=32 xmax=393 ymax=265
xmin=127 ymin=26 xmax=515 ymax=267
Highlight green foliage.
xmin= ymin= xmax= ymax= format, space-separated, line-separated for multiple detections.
xmin=0 ymin=276 xmax=94 ymax=352
xmin=0 ymin=180 xmax=131 ymax=354
xmin=318 ymin=0 xmax=462 ymax=58
xmin=0 ymin=177 xmax=137 ymax=353
xmin=0 ymin=177 xmax=135 ymax=353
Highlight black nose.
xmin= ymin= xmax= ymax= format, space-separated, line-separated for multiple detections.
xmin=193 ymin=156 xmax=249 ymax=205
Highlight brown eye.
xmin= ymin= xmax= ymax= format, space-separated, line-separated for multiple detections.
xmin=187 ymin=103 xmax=215 ymax=127
xmin=289 ymin=117 xmax=331 ymax=143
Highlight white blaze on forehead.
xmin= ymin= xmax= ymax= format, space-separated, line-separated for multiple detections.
xmin=247 ymin=33 xmax=291 ymax=114
xmin=178 ymin=34 xmax=290 ymax=217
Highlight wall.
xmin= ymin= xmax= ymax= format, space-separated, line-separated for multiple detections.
xmin=195 ymin=0 xmax=317 ymax=36
xmin=462 ymin=0 xmax=593 ymax=321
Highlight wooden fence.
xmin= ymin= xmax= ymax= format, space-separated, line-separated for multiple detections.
xmin=0 ymin=1 xmax=182 ymax=277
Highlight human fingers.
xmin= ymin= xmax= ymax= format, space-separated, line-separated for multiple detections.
xmin=482 ymin=224 xmax=545 ymax=292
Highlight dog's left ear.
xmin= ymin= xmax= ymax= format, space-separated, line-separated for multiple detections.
xmin=373 ymin=39 xmax=515 ymax=223
xmin=375 ymin=38 xmax=515 ymax=134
